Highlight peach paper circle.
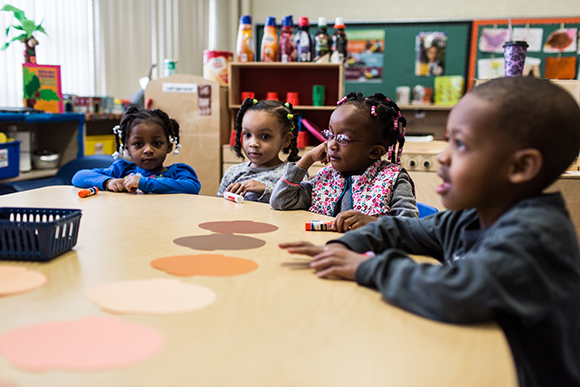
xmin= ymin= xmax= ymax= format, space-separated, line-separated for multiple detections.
xmin=198 ymin=220 xmax=278 ymax=234
xmin=0 ymin=266 xmax=47 ymax=296
xmin=0 ymin=317 xmax=164 ymax=372
xmin=173 ymin=234 xmax=266 ymax=251
xmin=151 ymin=254 xmax=259 ymax=277
xmin=87 ymin=278 xmax=217 ymax=315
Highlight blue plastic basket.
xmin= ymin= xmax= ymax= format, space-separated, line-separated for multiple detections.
xmin=0 ymin=208 xmax=82 ymax=261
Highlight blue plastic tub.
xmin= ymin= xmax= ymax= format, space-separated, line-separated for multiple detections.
xmin=0 ymin=141 xmax=21 ymax=179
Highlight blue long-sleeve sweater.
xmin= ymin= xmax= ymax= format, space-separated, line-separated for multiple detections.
xmin=72 ymin=159 xmax=201 ymax=194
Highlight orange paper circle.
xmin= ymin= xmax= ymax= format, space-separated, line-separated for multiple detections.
xmin=152 ymin=254 xmax=259 ymax=277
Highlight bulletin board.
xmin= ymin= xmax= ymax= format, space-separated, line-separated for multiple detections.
xmin=468 ymin=17 xmax=580 ymax=91
xmin=256 ymin=20 xmax=472 ymax=100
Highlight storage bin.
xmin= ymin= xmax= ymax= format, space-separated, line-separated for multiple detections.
xmin=85 ymin=135 xmax=116 ymax=156
xmin=0 ymin=141 xmax=21 ymax=179
xmin=0 ymin=207 xmax=82 ymax=261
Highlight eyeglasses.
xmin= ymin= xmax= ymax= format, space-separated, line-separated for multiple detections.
xmin=321 ymin=129 xmax=367 ymax=146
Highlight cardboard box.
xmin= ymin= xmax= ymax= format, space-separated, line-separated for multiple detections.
xmin=0 ymin=141 xmax=21 ymax=179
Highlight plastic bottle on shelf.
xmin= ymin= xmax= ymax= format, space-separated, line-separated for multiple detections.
xmin=295 ymin=17 xmax=313 ymax=62
xmin=236 ymin=15 xmax=255 ymax=62
xmin=314 ymin=17 xmax=330 ymax=62
xmin=279 ymin=15 xmax=297 ymax=63
xmin=331 ymin=17 xmax=348 ymax=63
xmin=260 ymin=17 xmax=278 ymax=62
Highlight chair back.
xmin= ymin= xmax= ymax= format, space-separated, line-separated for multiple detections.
xmin=55 ymin=155 xmax=115 ymax=184
xmin=417 ymin=202 xmax=439 ymax=218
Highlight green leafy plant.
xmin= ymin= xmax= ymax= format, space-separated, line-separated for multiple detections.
xmin=1 ymin=4 xmax=47 ymax=55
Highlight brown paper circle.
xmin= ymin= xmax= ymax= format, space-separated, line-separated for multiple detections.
xmin=198 ymin=220 xmax=278 ymax=234
xmin=173 ymin=234 xmax=266 ymax=251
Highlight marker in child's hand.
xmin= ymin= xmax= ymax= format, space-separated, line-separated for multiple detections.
xmin=78 ymin=186 xmax=99 ymax=198
xmin=305 ymin=220 xmax=336 ymax=231
xmin=223 ymin=191 xmax=244 ymax=203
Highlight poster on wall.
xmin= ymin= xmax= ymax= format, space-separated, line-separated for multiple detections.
xmin=415 ymin=32 xmax=447 ymax=77
xmin=478 ymin=28 xmax=510 ymax=53
xmin=543 ymin=28 xmax=578 ymax=53
xmin=344 ymin=29 xmax=384 ymax=82
xmin=513 ymin=28 xmax=544 ymax=52
xmin=22 ymin=64 xmax=63 ymax=113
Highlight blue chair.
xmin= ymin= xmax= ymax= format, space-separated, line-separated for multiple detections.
xmin=417 ymin=202 xmax=439 ymax=218
xmin=0 ymin=155 xmax=114 ymax=194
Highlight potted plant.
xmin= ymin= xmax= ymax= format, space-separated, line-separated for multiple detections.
xmin=1 ymin=4 xmax=47 ymax=63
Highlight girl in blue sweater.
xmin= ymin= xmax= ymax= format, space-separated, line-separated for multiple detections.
xmin=72 ymin=107 xmax=201 ymax=194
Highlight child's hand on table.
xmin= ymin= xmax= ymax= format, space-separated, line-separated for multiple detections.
xmin=225 ymin=180 xmax=266 ymax=196
xmin=334 ymin=210 xmax=378 ymax=232
xmin=279 ymin=241 xmax=372 ymax=280
xmin=123 ymin=175 xmax=141 ymax=193
xmin=105 ymin=178 xmax=128 ymax=192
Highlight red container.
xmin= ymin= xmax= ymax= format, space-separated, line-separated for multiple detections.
xmin=286 ymin=92 xmax=299 ymax=106
xmin=266 ymin=92 xmax=279 ymax=101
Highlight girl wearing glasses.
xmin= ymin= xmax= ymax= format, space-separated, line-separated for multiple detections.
xmin=270 ymin=92 xmax=418 ymax=231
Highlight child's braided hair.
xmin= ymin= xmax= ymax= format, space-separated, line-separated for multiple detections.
xmin=337 ymin=92 xmax=407 ymax=164
xmin=112 ymin=106 xmax=181 ymax=158
xmin=233 ymin=98 xmax=300 ymax=162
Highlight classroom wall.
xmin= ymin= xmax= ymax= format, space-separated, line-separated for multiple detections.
xmin=249 ymin=0 xmax=580 ymax=22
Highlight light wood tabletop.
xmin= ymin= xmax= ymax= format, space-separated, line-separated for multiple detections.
xmin=0 ymin=186 xmax=517 ymax=387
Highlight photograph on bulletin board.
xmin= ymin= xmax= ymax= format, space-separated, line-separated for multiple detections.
xmin=344 ymin=29 xmax=384 ymax=83
xmin=415 ymin=32 xmax=447 ymax=76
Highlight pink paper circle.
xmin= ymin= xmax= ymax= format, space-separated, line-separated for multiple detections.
xmin=0 ymin=317 xmax=164 ymax=372
xmin=0 ymin=266 xmax=47 ymax=296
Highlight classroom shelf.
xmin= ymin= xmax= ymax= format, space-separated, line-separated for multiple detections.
xmin=228 ymin=62 xmax=345 ymax=147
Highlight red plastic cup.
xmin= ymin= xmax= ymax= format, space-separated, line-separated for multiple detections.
xmin=297 ymin=130 xmax=309 ymax=148
xmin=286 ymin=92 xmax=299 ymax=106
xmin=229 ymin=129 xmax=237 ymax=146
xmin=240 ymin=91 xmax=255 ymax=102
xmin=266 ymin=92 xmax=279 ymax=101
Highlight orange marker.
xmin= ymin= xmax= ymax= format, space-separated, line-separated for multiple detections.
xmin=78 ymin=186 xmax=99 ymax=198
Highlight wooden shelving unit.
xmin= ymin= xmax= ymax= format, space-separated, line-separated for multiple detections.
xmin=228 ymin=62 xmax=345 ymax=133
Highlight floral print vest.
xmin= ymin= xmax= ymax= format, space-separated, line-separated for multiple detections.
xmin=309 ymin=160 xmax=403 ymax=217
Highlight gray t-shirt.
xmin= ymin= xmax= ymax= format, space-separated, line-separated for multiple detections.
xmin=218 ymin=161 xmax=308 ymax=203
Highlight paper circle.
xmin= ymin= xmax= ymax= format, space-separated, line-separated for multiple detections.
xmin=87 ymin=278 xmax=216 ymax=315
xmin=173 ymin=234 xmax=266 ymax=251
xmin=0 ymin=266 xmax=47 ymax=296
xmin=0 ymin=317 xmax=164 ymax=372
xmin=198 ymin=220 xmax=279 ymax=234
xmin=151 ymin=254 xmax=259 ymax=277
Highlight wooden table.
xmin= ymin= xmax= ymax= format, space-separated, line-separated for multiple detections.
xmin=0 ymin=187 xmax=517 ymax=387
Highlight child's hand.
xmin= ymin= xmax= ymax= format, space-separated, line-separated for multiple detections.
xmin=310 ymin=247 xmax=371 ymax=280
xmin=307 ymin=141 xmax=329 ymax=164
xmin=106 ymin=178 xmax=128 ymax=192
xmin=225 ymin=180 xmax=266 ymax=196
xmin=297 ymin=142 xmax=328 ymax=170
xmin=334 ymin=210 xmax=378 ymax=232
xmin=280 ymin=241 xmax=367 ymax=279
xmin=123 ymin=175 xmax=141 ymax=193
xmin=279 ymin=241 xmax=328 ymax=256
